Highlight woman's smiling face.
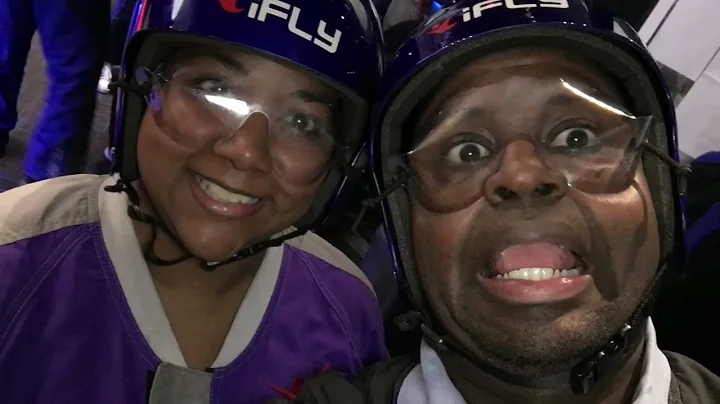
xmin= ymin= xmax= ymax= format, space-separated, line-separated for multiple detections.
xmin=137 ymin=46 xmax=341 ymax=262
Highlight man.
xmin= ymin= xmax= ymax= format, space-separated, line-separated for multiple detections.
xmin=286 ymin=0 xmax=720 ymax=402
xmin=0 ymin=0 xmax=108 ymax=180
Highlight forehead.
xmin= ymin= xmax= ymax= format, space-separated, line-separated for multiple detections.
xmin=163 ymin=44 xmax=329 ymax=91
xmin=431 ymin=47 xmax=621 ymax=106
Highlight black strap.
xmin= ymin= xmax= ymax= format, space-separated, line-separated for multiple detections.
xmin=291 ymin=355 xmax=420 ymax=403
xmin=295 ymin=372 xmax=366 ymax=404
xmin=105 ymin=180 xmax=193 ymax=266
xmin=104 ymin=179 xmax=308 ymax=270
xmin=394 ymin=306 xmax=646 ymax=394
xmin=356 ymin=355 xmax=420 ymax=403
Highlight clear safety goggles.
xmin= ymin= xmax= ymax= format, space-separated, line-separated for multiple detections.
xmin=388 ymin=78 xmax=653 ymax=213
xmin=134 ymin=62 xmax=340 ymax=186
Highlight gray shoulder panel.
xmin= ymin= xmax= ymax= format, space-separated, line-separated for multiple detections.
xmin=666 ymin=351 xmax=720 ymax=404
xmin=0 ymin=174 xmax=106 ymax=246
xmin=286 ymin=231 xmax=376 ymax=297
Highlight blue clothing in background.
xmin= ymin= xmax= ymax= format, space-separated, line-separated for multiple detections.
xmin=108 ymin=0 xmax=135 ymax=65
xmin=0 ymin=0 xmax=109 ymax=180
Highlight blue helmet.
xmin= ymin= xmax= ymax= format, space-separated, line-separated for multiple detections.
xmin=371 ymin=0 xmax=688 ymax=394
xmin=110 ymin=0 xmax=383 ymax=229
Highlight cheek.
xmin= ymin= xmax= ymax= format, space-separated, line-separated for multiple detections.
xmin=631 ymin=172 xmax=660 ymax=275
xmin=271 ymin=178 xmax=322 ymax=221
xmin=583 ymin=171 xmax=659 ymax=283
xmin=272 ymin=150 xmax=329 ymax=186
xmin=411 ymin=202 xmax=477 ymax=299
xmin=136 ymin=114 xmax=197 ymax=210
xmin=136 ymin=113 xmax=193 ymax=177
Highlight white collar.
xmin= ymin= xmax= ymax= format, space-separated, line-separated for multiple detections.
xmin=98 ymin=176 xmax=283 ymax=368
xmin=398 ymin=319 xmax=671 ymax=404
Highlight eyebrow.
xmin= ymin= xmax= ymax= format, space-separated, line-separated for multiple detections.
xmin=208 ymin=52 xmax=249 ymax=76
xmin=545 ymin=89 xmax=634 ymax=119
xmin=167 ymin=46 xmax=252 ymax=76
xmin=546 ymin=93 xmax=587 ymax=108
xmin=179 ymin=50 xmax=336 ymax=108
xmin=420 ymin=104 xmax=488 ymax=132
xmin=551 ymin=81 xmax=624 ymax=107
xmin=291 ymin=89 xmax=335 ymax=108
xmin=429 ymin=85 xmax=625 ymax=122
xmin=412 ymin=105 xmax=484 ymax=145
xmin=205 ymin=54 xmax=335 ymax=108
xmin=416 ymin=92 xmax=623 ymax=142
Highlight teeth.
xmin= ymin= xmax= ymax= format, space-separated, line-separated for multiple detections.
xmin=195 ymin=175 xmax=259 ymax=205
xmin=494 ymin=267 xmax=581 ymax=281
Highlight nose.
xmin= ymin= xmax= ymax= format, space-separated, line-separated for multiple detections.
xmin=213 ymin=113 xmax=273 ymax=173
xmin=483 ymin=140 xmax=568 ymax=207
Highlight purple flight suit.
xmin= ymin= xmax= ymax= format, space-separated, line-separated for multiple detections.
xmin=0 ymin=174 xmax=387 ymax=403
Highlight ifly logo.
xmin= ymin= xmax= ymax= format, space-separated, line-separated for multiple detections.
xmin=427 ymin=0 xmax=570 ymax=35
xmin=220 ymin=0 xmax=343 ymax=54
xmin=461 ymin=0 xmax=569 ymax=22
xmin=429 ymin=17 xmax=456 ymax=34
xmin=219 ymin=0 xmax=245 ymax=13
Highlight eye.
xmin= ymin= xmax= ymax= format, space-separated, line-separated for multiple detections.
xmin=549 ymin=127 xmax=601 ymax=151
xmin=288 ymin=112 xmax=317 ymax=134
xmin=279 ymin=112 xmax=333 ymax=142
xmin=446 ymin=142 xmax=490 ymax=164
xmin=191 ymin=77 xmax=232 ymax=96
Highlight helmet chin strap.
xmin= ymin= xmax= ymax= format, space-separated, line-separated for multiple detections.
xmin=396 ymin=296 xmax=647 ymax=394
xmin=104 ymin=178 xmax=308 ymax=271
xmin=390 ymin=210 xmax=676 ymax=393
xmin=390 ymin=192 xmax=672 ymax=394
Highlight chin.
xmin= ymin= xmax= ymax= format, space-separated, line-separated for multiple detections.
xmin=173 ymin=222 xmax=243 ymax=258
xmin=176 ymin=235 xmax=243 ymax=263
xmin=188 ymin=243 xmax=242 ymax=263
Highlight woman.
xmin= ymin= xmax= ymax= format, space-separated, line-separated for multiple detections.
xmin=0 ymin=0 xmax=387 ymax=402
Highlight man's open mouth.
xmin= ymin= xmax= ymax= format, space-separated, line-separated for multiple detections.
xmin=484 ymin=242 xmax=588 ymax=281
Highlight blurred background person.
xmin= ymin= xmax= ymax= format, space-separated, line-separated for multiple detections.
xmin=0 ymin=0 xmax=109 ymax=182
xmin=98 ymin=0 xmax=135 ymax=95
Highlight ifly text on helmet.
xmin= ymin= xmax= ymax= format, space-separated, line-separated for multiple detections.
xmin=248 ymin=0 xmax=343 ymax=53
xmin=462 ymin=0 xmax=570 ymax=22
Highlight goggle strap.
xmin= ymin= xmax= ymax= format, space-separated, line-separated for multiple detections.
xmin=641 ymin=141 xmax=692 ymax=196
xmin=350 ymin=169 xmax=413 ymax=233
